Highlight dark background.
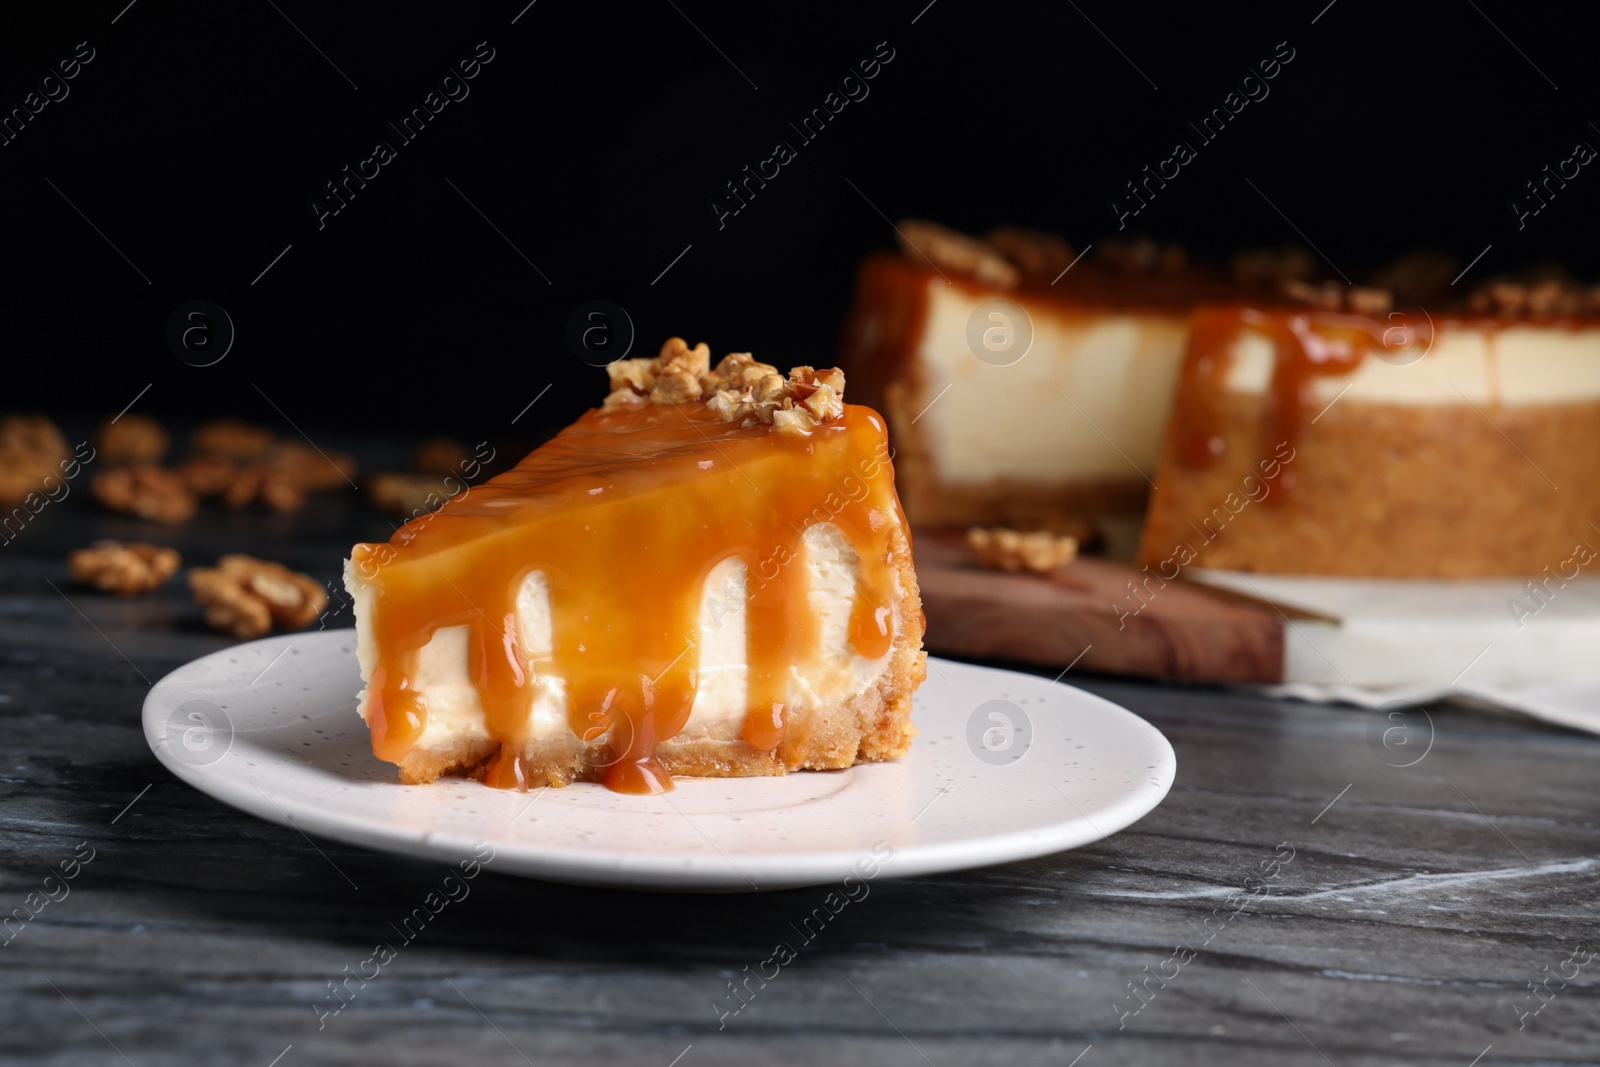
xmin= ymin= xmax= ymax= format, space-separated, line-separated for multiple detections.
xmin=2 ymin=0 xmax=1594 ymax=441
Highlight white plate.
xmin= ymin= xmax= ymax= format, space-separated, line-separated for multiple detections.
xmin=142 ymin=631 xmax=1175 ymax=891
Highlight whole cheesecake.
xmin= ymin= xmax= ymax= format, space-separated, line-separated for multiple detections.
xmin=346 ymin=339 xmax=926 ymax=793
xmin=1138 ymin=280 xmax=1600 ymax=577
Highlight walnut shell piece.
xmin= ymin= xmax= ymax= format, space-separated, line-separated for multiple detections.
xmin=189 ymin=555 xmax=327 ymax=638
xmin=69 ymin=541 xmax=182 ymax=595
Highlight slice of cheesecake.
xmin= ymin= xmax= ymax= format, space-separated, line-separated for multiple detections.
xmin=837 ymin=221 xmax=1251 ymax=532
xmin=346 ymin=339 xmax=926 ymax=793
xmin=1138 ymin=279 xmax=1600 ymax=577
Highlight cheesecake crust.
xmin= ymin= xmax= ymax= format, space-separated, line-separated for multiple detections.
xmin=1138 ymin=393 xmax=1600 ymax=577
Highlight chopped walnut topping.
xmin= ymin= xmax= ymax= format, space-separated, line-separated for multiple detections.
xmin=1279 ymin=279 xmax=1395 ymax=316
xmin=1100 ymin=238 xmax=1188 ymax=273
xmin=0 ymin=415 xmax=71 ymax=507
xmin=770 ymin=405 xmax=816 ymax=436
xmin=600 ymin=338 xmax=849 ymax=436
xmin=967 ymin=527 xmax=1079 ymax=574
xmin=1232 ymin=246 xmax=1318 ymax=287
xmin=95 ymin=414 xmax=168 ymax=464
xmin=986 ymin=227 xmax=1077 ymax=282
xmin=1368 ymin=252 xmax=1458 ymax=303
xmin=651 ymin=368 xmax=703 ymax=404
xmin=1527 ymin=278 xmax=1566 ymax=316
xmin=606 ymin=359 xmax=656 ymax=399
xmin=801 ymin=382 xmax=844 ymax=421
xmin=661 ymin=336 xmax=712 ymax=379
xmin=1281 ymin=278 xmax=1343 ymax=310
xmin=702 ymin=351 xmax=757 ymax=392
xmin=1474 ymin=281 xmax=1529 ymax=316
xmin=702 ymin=389 xmax=739 ymax=421
xmin=92 ymin=465 xmax=198 ymax=523
xmin=69 ymin=541 xmax=181 ymax=595
xmin=1465 ymin=276 xmax=1600 ymax=317
xmin=1465 ymin=272 xmax=1600 ymax=318
xmin=1346 ymin=287 xmax=1394 ymax=316
xmin=896 ymin=219 xmax=1020 ymax=289
xmin=189 ymin=555 xmax=327 ymax=638
xmin=190 ymin=418 xmax=274 ymax=459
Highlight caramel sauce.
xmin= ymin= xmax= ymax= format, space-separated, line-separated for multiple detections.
xmin=351 ymin=402 xmax=905 ymax=793
xmin=1172 ymin=303 xmax=1436 ymax=499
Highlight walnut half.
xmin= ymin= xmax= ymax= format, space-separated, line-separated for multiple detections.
xmin=95 ymin=414 xmax=169 ymax=465
xmin=967 ymin=527 xmax=1079 ymax=574
xmin=69 ymin=541 xmax=181 ymax=595
xmin=0 ymin=414 xmax=71 ymax=507
xmin=92 ymin=465 xmax=198 ymax=523
xmin=189 ymin=555 xmax=327 ymax=638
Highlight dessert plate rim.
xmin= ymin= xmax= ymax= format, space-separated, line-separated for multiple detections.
xmin=142 ymin=631 xmax=1176 ymax=892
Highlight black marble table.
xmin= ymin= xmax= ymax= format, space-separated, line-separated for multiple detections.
xmin=3 ymin=487 xmax=1598 ymax=1067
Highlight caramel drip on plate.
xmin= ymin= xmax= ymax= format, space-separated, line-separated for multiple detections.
xmin=351 ymin=403 xmax=903 ymax=793
xmin=1173 ymin=303 xmax=1435 ymax=499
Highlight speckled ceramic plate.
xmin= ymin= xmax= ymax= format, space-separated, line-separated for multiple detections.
xmin=142 ymin=631 xmax=1174 ymax=891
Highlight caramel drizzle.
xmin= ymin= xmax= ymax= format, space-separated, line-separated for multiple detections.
xmin=351 ymin=403 xmax=901 ymax=793
xmin=1173 ymin=303 xmax=1435 ymax=499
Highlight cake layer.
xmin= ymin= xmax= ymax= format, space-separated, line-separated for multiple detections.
xmin=1140 ymin=305 xmax=1600 ymax=577
xmin=348 ymin=348 xmax=925 ymax=793
xmin=839 ymin=251 xmax=1238 ymax=529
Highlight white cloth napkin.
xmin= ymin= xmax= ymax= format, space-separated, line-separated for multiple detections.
xmin=1189 ymin=571 xmax=1600 ymax=736
xmin=1254 ymin=679 xmax=1600 ymax=735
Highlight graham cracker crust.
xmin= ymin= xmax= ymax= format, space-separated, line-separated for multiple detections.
xmin=1138 ymin=395 xmax=1600 ymax=578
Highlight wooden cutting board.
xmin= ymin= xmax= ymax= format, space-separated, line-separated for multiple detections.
xmin=913 ymin=531 xmax=1298 ymax=683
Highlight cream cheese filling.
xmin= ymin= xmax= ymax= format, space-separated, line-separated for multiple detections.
xmin=1223 ymin=324 xmax=1600 ymax=405
xmin=346 ymin=521 xmax=893 ymax=751
xmin=914 ymin=280 xmax=1188 ymax=484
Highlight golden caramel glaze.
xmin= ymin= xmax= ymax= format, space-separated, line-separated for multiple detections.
xmin=1172 ymin=304 xmax=1432 ymax=499
xmin=1169 ymin=304 xmax=1600 ymax=495
xmin=350 ymin=401 xmax=910 ymax=794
